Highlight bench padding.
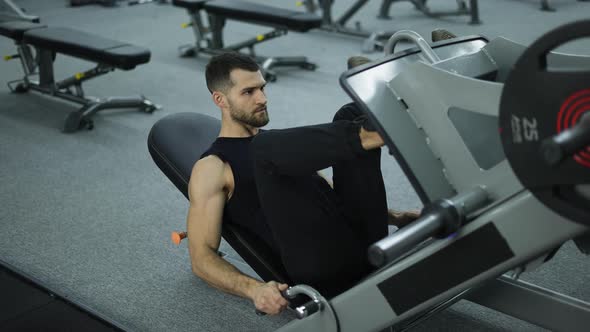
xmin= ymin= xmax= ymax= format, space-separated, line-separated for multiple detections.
xmin=204 ymin=0 xmax=322 ymax=32
xmin=0 ymin=21 xmax=46 ymax=40
xmin=21 ymin=27 xmax=150 ymax=70
xmin=172 ymin=0 xmax=209 ymax=10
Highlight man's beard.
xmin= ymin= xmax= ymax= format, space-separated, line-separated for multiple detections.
xmin=228 ymin=100 xmax=269 ymax=128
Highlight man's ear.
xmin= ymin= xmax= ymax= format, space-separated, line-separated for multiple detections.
xmin=211 ymin=91 xmax=226 ymax=108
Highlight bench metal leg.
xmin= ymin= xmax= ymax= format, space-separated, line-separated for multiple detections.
xmin=336 ymin=0 xmax=369 ymax=26
xmin=468 ymin=0 xmax=481 ymax=24
xmin=222 ymin=29 xmax=287 ymax=56
xmin=178 ymin=8 xmax=209 ymax=57
xmin=208 ymin=14 xmax=225 ymax=50
xmin=301 ymin=0 xmax=318 ymax=14
xmin=37 ymin=49 xmax=56 ymax=86
xmin=63 ymin=95 xmax=158 ymax=133
xmin=540 ymin=0 xmax=556 ymax=11
xmin=260 ymin=56 xmax=316 ymax=82
xmin=378 ymin=0 xmax=394 ymax=19
xmin=378 ymin=0 xmax=423 ymax=20
xmin=318 ymin=0 xmax=333 ymax=26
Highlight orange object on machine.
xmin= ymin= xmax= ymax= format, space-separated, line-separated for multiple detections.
xmin=171 ymin=231 xmax=187 ymax=245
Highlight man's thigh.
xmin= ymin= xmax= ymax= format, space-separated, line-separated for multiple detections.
xmin=256 ymin=172 xmax=369 ymax=294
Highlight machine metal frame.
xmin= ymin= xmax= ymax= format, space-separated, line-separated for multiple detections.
xmin=275 ymin=33 xmax=590 ymax=332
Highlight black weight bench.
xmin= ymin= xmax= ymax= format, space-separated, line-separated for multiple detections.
xmin=0 ymin=21 xmax=157 ymax=132
xmin=173 ymin=0 xmax=322 ymax=82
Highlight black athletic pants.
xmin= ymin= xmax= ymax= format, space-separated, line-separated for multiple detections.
xmin=251 ymin=105 xmax=388 ymax=298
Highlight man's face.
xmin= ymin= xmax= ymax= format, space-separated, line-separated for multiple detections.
xmin=225 ymin=69 xmax=269 ymax=128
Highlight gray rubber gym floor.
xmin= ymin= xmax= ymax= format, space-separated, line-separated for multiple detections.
xmin=1 ymin=0 xmax=589 ymax=331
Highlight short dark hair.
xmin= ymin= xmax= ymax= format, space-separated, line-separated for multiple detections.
xmin=205 ymin=52 xmax=260 ymax=94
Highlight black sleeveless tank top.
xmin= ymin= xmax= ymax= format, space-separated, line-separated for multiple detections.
xmin=200 ymin=135 xmax=279 ymax=253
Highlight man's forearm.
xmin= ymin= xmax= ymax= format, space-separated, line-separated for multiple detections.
xmin=193 ymin=250 xmax=263 ymax=300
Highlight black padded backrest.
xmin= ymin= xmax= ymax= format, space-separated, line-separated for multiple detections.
xmin=147 ymin=112 xmax=291 ymax=283
xmin=22 ymin=27 xmax=150 ymax=70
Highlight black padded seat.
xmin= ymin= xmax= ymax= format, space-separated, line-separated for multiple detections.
xmin=22 ymin=27 xmax=150 ymax=70
xmin=172 ymin=0 xmax=209 ymax=10
xmin=148 ymin=112 xmax=291 ymax=283
xmin=204 ymin=0 xmax=323 ymax=33
xmin=0 ymin=21 xmax=46 ymax=40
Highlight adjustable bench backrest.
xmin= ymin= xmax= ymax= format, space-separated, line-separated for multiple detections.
xmin=147 ymin=112 xmax=292 ymax=283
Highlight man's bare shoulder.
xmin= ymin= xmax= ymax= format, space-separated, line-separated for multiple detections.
xmin=191 ymin=155 xmax=226 ymax=183
xmin=189 ymin=155 xmax=233 ymax=200
xmin=194 ymin=155 xmax=225 ymax=170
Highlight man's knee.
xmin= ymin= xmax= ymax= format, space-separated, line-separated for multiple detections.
xmin=333 ymin=102 xmax=364 ymax=122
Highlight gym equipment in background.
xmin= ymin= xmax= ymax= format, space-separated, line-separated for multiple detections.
xmin=376 ymin=0 xmax=481 ymax=24
xmin=296 ymin=0 xmax=398 ymax=52
xmin=173 ymin=0 xmax=321 ymax=82
xmin=537 ymin=0 xmax=589 ymax=12
xmin=298 ymin=0 xmax=480 ymax=52
xmin=0 ymin=7 xmax=158 ymax=132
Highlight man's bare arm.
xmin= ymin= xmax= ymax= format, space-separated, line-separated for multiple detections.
xmin=187 ymin=156 xmax=288 ymax=314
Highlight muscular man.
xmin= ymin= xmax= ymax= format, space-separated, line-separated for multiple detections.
xmin=187 ymin=52 xmax=417 ymax=315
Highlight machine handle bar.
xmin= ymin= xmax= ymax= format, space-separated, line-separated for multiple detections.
xmin=384 ymin=30 xmax=441 ymax=64
xmin=369 ymin=187 xmax=489 ymax=267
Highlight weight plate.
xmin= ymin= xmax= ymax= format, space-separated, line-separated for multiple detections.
xmin=499 ymin=20 xmax=590 ymax=225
